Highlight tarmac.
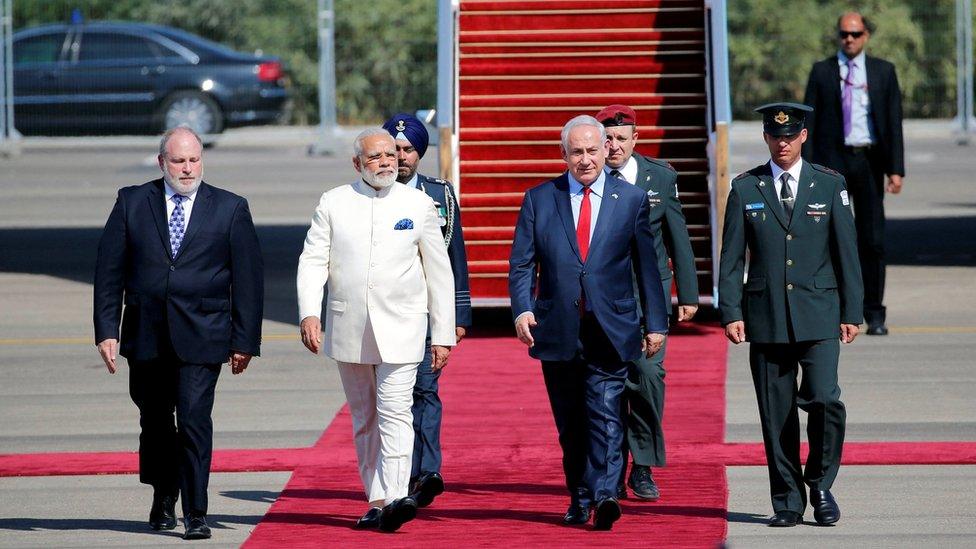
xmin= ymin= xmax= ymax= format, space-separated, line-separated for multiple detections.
xmin=0 ymin=121 xmax=974 ymax=547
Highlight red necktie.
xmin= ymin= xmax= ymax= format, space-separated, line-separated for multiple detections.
xmin=576 ymin=186 xmax=592 ymax=261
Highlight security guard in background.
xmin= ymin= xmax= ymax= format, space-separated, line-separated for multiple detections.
xmin=719 ymin=103 xmax=863 ymax=527
xmin=595 ymin=104 xmax=698 ymax=501
xmin=382 ymin=113 xmax=472 ymax=508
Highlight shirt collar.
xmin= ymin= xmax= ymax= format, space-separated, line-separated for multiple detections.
xmin=604 ymin=155 xmax=638 ymax=183
xmin=837 ymin=49 xmax=866 ymax=67
xmin=769 ymin=158 xmax=803 ymax=184
xmin=353 ymin=178 xmax=394 ymax=198
xmin=567 ymin=170 xmax=606 ymax=197
xmin=401 ymin=173 xmax=420 ymax=190
xmin=163 ymin=180 xmax=197 ymax=202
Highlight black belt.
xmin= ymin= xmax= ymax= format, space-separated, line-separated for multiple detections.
xmin=844 ymin=144 xmax=873 ymax=154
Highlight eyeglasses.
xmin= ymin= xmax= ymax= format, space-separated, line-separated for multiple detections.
xmin=838 ymin=30 xmax=865 ymax=39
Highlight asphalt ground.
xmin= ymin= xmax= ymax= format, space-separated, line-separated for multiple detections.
xmin=0 ymin=122 xmax=973 ymax=547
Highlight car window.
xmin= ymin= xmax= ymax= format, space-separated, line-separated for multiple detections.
xmin=78 ymin=32 xmax=159 ymax=61
xmin=13 ymin=32 xmax=67 ymax=65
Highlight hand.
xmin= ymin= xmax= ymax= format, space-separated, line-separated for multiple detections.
xmin=643 ymin=332 xmax=666 ymax=357
xmin=229 ymin=351 xmax=253 ymax=375
xmin=97 ymin=338 xmax=119 ymax=373
xmin=431 ymin=345 xmax=451 ymax=371
xmin=677 ymin=304 xmax=698 ymax=322
xmin=725 ymin=321 xmax=746 ymax=344
xmin=300 ymin=316 xmax=322 ymax=354
xmin=515 ymin=312 xmax=536 ymax=347
xmin=840 ymin=323 xmax=859 ymax=343
xmin=455 ymin=326 xmax=466 ymax=344
xmin=886 ymin=174 xmax=903 ymax=194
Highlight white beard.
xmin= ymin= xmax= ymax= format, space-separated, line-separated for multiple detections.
xmin=362 ymin=169 xmax=396 ymax=189
xmin=163 ymin=171 xmax=202 ymax=195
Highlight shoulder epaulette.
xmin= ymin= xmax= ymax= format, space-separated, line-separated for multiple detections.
xmin=732 ymin=171 xmax=751 ymax=181
xmin=643 ymin=155 xmax=677 ymax=173
xmin=811 ymin=163 xmax=843 ymax=178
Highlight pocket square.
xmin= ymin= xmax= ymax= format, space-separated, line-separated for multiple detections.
xmin=394 ymin=218 xmax=414 ymax=230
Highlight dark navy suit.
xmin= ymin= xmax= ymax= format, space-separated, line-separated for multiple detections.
xmin=509 ymin=173 xmax=668 ymax=507
xmin=93 ymin=178 xmax=263 ymax=517
xmin=410 ymin=174 xmax=471 ymax=480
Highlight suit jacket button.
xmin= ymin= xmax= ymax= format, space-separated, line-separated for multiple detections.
xmin=787 ymin=283 xmax=794 ymax=290
xmin=786 ymin=234 xmax=793 ymax=240
xmin=573 ymin=299 xmax=580 ymax=307
xmin=170 ymin=265 xmax=175 ymax=272
xmin=786 ymin=259 xmax=793 ymax=266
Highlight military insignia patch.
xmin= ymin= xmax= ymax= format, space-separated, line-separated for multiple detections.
xmin=395 ymin=120 xmax=406 ymax=132
xmin=809 ymin=203 xmax=827 ymax=209
xmin=840 ymin=190 xmax=850 ymax=206
xmin=774 ymin=111 xmax=790 ymax=124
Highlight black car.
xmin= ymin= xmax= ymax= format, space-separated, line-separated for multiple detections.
xmin=12 ymin=21 xmax=289 ymax=135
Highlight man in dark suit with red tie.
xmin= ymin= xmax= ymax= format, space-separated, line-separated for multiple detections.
xmin=509 ymin=115 xmax=669 ymax=531
xmin=803 ymin=11 xmax=905 ymax=335
xmin=93 ymin=127 xmax=264 ymax=540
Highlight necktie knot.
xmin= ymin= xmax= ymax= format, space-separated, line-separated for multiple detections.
xmin=609 ymin=169 xmax=622 ymax=180
xmin=582 ymin=186 xmax=592 ymax=197
xmin=172 ymin=194 xmax=186 ymax=205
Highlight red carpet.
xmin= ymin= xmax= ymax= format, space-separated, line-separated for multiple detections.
xmin=242 ymin=325 xmax=730 ymax=547
xmin=3 ymin=325 xmax=976 ymax=547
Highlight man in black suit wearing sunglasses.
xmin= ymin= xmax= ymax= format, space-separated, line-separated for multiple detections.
xmin=803 ymin=11 xmax=905 ymax=337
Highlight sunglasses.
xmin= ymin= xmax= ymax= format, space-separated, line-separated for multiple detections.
xmin=838 ymin=30 xmax=865 ymax=39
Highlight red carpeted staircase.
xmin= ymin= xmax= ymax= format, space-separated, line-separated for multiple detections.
xmin=457 ymin=0 xmax=714 ymax=302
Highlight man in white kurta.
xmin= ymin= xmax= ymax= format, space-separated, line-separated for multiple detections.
xmin=296 ymin=129 xmax=455 ymax=532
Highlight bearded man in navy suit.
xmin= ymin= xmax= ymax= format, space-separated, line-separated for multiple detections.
xmin=93 ymin=127 xmax=264 ymax=540
xmin=509 ymin=115 xmax=669 ymax=531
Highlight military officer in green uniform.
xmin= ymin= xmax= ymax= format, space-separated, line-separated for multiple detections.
xmin=719 ymin=103 xmax=863 ymax=527
xmin=595 ymin=104 xmax=699 ymax=501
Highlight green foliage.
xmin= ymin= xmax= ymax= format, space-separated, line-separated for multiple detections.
xmin=729 ymin=0 xmax=953 ymax=118
xmin=13 ymin=0 xmax=438 ymax=124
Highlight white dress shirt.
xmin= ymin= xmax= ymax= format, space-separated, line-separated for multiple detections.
xmin=838 ymin=50 xmax=875 ymax=146
xmin=605 ymin=155 xmax=639 ymax=185
xmin=769 ymin=158 xmax=802 ymax=201
xmin=163 ymin=181 xmax=198 ymax=226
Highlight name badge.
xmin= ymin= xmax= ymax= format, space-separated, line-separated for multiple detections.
xmin=745 ymin=202 xmax=765 ymax=211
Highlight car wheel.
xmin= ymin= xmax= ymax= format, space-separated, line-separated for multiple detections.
xmin=159 ymin=91 xmax=224 ymax=135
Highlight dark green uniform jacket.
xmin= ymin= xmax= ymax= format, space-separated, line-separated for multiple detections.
xmin=719 ymin=161 xmax=863 ymax=343
xmin=633 ymin=154 xmax=698 ymax=305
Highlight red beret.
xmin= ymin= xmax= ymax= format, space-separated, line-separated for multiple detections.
xmin=595 ymin=104 xmax=637 ymax=126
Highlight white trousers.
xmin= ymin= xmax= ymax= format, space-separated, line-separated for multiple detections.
xmin=336 ymin=360 xmax=418 ymax=505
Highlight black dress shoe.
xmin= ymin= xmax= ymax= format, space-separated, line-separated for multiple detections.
xmin=810 ymin=489 xmax=840 ymax=525
xmin=410 ymin=472 xmax=445 ymax=508
xmin=616 ymin=483 xmax=628 ymax=500
xmin=563 ymin=501 xmax=591 ymax=525
xmin=593 ymin=498 xmax=622 ymax=531
xmin=867 ymin=323 xmax=888 ymax=336
xmin=768 ymin=510 xmax=802 ymax=527
xmin=628 ymin=465 xmax=660 ymax=501
xmin=379 ymin=496 xmax=417 ymax=532
xmin=183 ymin=515 xmax=211 ymax=540
xmin=148 ymin=493 xmax=177 ymax=531
xmin=354 ymin=507 xmax=382 ymax=530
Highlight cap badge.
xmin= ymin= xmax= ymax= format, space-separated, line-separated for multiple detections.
xmin=774 ymin=111 xmax=790 ymax=125
xmin=395 ymin=120 xmax=406 ymax=132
